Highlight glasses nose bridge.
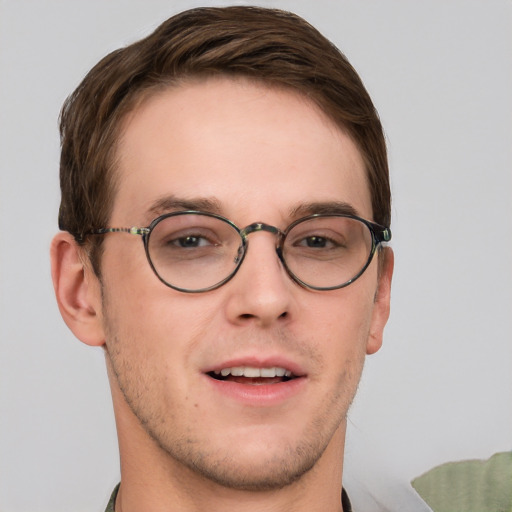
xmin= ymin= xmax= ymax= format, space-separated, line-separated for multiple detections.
xmin=233 ymin=221 xmax=287 ymax=283
xmin=237 ymin=222 xmax=286 ymax=266
xmin=240 ymin=222 xmax=283 ymax=241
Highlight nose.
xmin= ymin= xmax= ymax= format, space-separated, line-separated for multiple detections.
xmin=224 ymin=230 xmax=293 ymax=327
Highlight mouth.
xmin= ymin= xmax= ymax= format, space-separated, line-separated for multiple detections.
xmin=208 ymin=366 xmax=297 ymax=385
xmin=204 ymin=359 xmax=307 ymax=404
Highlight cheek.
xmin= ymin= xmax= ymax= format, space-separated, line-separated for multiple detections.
xmin=302 ymin=279 xmax=377 ymax=373
xmin=100 ymin=259 xmax=222 ymax=372
xmin=309 ymin=285 xmax=376 ymax=341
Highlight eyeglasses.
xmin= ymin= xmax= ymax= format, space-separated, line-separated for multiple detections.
xmin=86 ymin=210 xmax=391 ymax=293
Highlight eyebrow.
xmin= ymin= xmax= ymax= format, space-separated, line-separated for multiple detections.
xmin=289 ymin=201 xmax=360 ymax=219
xmin=145 ymin=196 xmax=361 ymax=223
xmin=146 ymin=195 xmax=223 ymax=219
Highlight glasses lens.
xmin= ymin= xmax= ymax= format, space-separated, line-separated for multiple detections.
xmin=147 ymin=213 xmax=242 ymax=291
xmin=283 ymin=216 xmax=374 ymax=289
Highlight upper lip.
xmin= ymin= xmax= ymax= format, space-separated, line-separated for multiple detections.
xmin=203 ymin=355 xmax=307 ymax=378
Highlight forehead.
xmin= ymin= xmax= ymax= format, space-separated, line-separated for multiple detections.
xmin=112 ymin=77 xmax=372 ymax=225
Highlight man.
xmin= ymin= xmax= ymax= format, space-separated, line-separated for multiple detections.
xmin=51 ymin=6 xmax=393 ymax=511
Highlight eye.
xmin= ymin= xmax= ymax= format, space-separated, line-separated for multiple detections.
xmin=294 ymin=234 xmax=342 ymax=250
xmin=157 ymin=226 xmax=221 ymax=250
xmin=172 ymin=235 xmax=214 ymax=248
xmin=299 ymin=236 xmax=331 ymax=248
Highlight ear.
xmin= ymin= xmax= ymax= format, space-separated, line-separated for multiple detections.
xmin=50 ymin=232 xmax=106 ymax=346
xmin=366 ymin=247 xmax=394 ymax=355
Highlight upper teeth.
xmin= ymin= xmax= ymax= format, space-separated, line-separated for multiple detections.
xmin=215 ymin=366 xmax=292 ymax=378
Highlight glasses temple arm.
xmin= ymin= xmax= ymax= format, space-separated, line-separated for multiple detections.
xmin=86 ymin=227 xmax=150 ymax=236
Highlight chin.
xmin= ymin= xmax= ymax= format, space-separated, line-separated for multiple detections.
xmin=151 ymin=423 xmax=336 ymax=492
xmin=182 ymin=447 xmax=320 ymax=492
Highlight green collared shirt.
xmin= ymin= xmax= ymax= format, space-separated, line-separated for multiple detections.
xmin=412 ymin=452 xmax=512 ymax=512
xmin=105 ymin=484 xmax=353 ymax=511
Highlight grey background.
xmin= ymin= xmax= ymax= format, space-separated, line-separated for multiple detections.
xmin=1 ymin=1 xmax=511 ymax=510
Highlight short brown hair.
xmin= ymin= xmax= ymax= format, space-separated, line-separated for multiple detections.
xmin=58 ymin=6 xmax=390 ymax=272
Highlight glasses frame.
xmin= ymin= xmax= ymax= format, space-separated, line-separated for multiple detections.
xmin=86 ymin=210 xmax=391 ymax=293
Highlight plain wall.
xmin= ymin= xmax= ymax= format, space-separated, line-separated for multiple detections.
xmin=1 ymin=1 xmax=510 ymax=510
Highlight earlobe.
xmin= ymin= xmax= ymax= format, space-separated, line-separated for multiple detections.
xmin=366 ymin=247 xmax=394 ymax=355
xmin=50 ymin=232 xmax=106 ymax=347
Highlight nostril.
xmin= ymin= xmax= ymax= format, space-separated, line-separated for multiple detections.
xmin=238 ymin=311 xmax=287 ymax=321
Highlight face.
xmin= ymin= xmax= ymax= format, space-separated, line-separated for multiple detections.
xmin=96 ymin=77 xmax=390 ymax=490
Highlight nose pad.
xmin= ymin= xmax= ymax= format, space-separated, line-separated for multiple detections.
xmin=234 ymin=240 xmax=284 ymax=269
xmin=240 ymin=237 xmax=290 ymax=290
xmin=275 ymin=245 xmax=286 ymax=266
xmin=234 ymin=243 xmax=244 ymax=265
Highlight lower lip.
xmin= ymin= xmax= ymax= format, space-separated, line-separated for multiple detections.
xmin=204 ymin=375 xmax=307 ymax=406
